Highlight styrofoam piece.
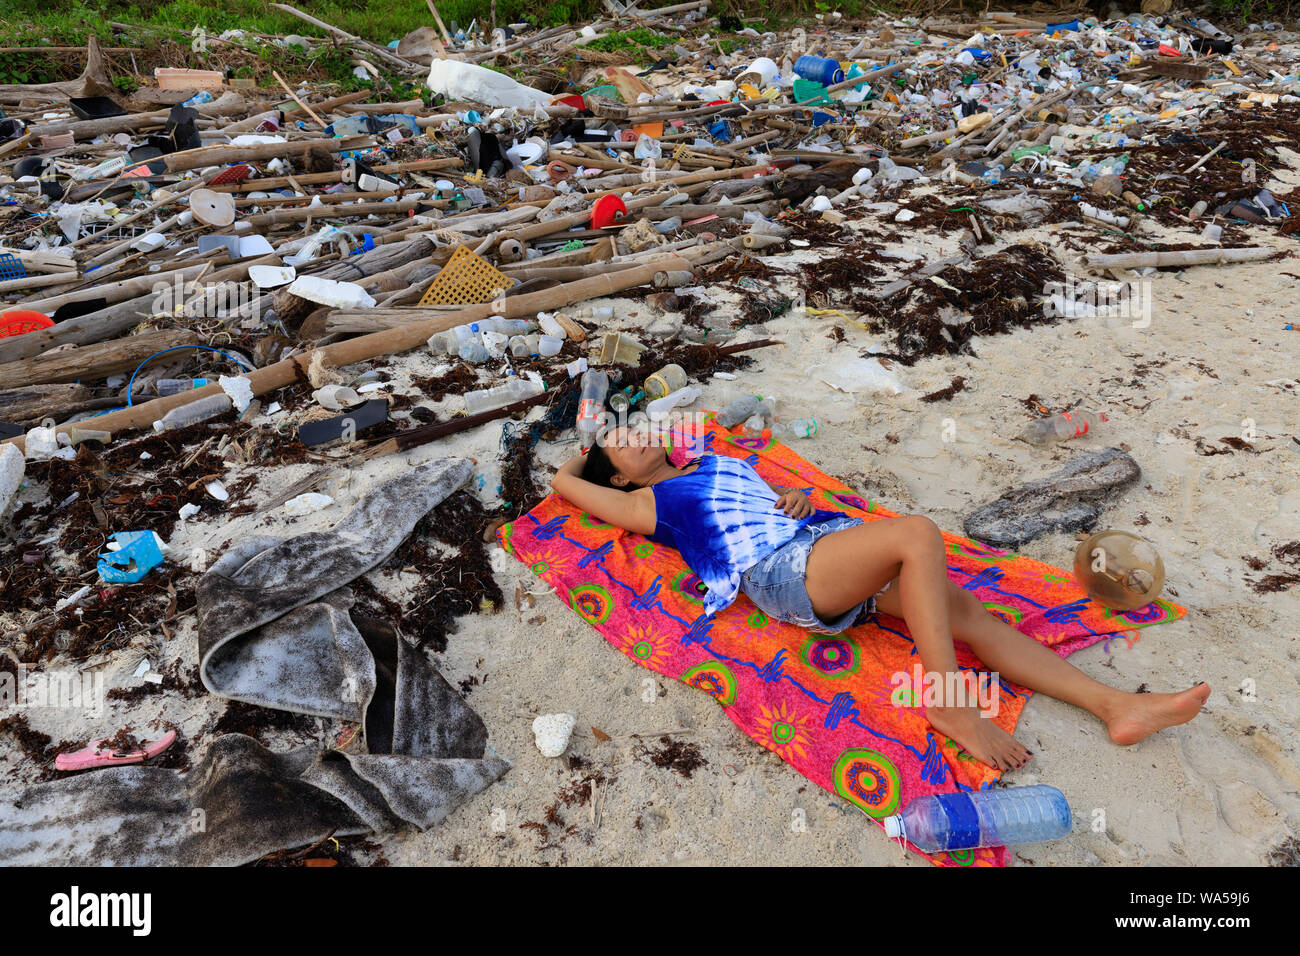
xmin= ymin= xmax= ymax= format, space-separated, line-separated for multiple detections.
xmin=248 ymin=264 xmax=296 ymax=289
xmin=219 ymin=375 xmax=254 ymax=414
xmin=282 ymin=492 xmax=335 ymax=516
xmin=532 ymin=713 xmax=576 ymax=758
xmin=0 ymin=444 xmax=24 ymax=515
xmin=24 ymin=426 xmax=58 ymax=461
xmin=286 ymin=275 xmax=376 ymax=309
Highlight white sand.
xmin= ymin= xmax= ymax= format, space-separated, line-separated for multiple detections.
xmin=4 ymin=179 xmax=1299 ymax=868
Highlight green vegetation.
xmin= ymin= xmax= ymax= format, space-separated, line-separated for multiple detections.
xmin=578 ymin=27 xmax=677 ymax=52
xmin=1207 ymin=0 xmax=1296 ymax=22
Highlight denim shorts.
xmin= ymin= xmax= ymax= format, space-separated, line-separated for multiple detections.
xmin=741 ymin=514 xmax=889 ymax=634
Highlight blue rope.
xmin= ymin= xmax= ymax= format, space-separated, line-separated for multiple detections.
xmin=125 ymin=345 xmax=255 ymax=407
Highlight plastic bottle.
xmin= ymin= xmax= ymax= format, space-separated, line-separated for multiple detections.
xmin=644 ymin=363 xmax=687 ymax=401
xmin=793 ymin=54 xmax=845 ymax=86
xmin=739 ymin=398 xmax=776 ymax=434
xmin=1021 ymin=409 xmax=1108 ymax=444
xmin=646 ymin=385 xmax=701 ymax=420
xmin=882 ymin=785 xmax=1072 ymax=852
xmin=153 ymin=394 xmax=234 ymax=432
xmin=464 ymin=376 xmax=543 ymax=414
xmin=717 ymin=395 xmax=763 ymax=428
xmin=576 ymin=370 xmax=610 ymax=447
xmin=156 ymin=377 xmax=209 ymax=396
xmin=538 ymin=334 xmax=564 ymax=357
xmin=782 ymin=417 xmax=819 ymax=439
xmin=1078 ymin=202 xmax=1130 ymax=228
xmin=537 ymin=312 xmax=567 ymax=339
xmin=458 ymin=340 xmax=490 ymax=364
xmin=73 ymin=155 xmax=128 ymax=181
xmin=509 ymin=334 xmax=541 ymax=358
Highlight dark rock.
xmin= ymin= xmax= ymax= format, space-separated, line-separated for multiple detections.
xmin=963 ymin=447 xmax=1140 ymax=549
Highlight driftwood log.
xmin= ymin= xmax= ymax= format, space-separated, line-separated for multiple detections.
xmin=0 ymin=329 xmax=200 ymax=391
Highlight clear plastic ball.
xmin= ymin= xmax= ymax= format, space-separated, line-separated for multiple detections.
xmin=1073 ymin=530 xmax=1166 ymax=611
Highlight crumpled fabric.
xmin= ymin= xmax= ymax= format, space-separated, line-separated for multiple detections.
xmin=0 ymin=459 xmax=509 ymax=865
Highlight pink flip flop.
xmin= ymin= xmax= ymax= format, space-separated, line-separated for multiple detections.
xmin=54 ymin=729 xmax=177 ymax=771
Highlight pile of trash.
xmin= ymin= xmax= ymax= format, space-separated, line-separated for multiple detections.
xmin=1 ymin=1 xmax=1298 ymax=863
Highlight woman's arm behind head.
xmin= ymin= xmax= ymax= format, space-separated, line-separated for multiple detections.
xmin=551 ymin=450 xmax=657 ymax=536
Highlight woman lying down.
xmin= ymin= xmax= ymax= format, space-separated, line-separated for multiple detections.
xmin=552 ymin=428 xmax=1209 ymax=772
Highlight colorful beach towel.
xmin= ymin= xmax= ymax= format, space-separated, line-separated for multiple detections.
xmin=498 ymin=418 xmax=1185 ymax=866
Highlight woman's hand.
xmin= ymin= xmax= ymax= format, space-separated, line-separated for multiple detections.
xmin=774 ymin=489 xmax=814 ymax=520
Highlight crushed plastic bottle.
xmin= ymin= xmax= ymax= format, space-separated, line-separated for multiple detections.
xmin=1021 ymin=409 xmax=1108 ymax=444
xmin=464 ymin=376 xmax=543 ymax=415
xmin=717 ymin=395 xmax=763 ymax=428
xmin=782 ymin=417 xmax=819 ymax=439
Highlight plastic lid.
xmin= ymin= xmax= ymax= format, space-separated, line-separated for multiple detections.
xmin=882 ymin=814 xmax=903 ymax=839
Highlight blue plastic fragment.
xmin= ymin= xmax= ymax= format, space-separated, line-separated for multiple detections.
xmin=97 ymin=531 xmax=164 ymax=584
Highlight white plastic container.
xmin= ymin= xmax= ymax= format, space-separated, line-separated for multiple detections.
xmin=426 ymin=59 xmax=553 ymax=109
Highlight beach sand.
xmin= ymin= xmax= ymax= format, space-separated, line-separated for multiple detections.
xmin=3 ymin=190 xmax=1299 ymax=868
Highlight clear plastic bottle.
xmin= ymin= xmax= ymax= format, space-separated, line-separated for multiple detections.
xmin=156 ymin=377 xmax=209 ymax=396
xmin=718 ymin=395 xmax=763 ymax=428
xmin=508 ymin=334 xmax=540 ymax=358
xmin=882 ymin=785 xmax=1072 ymax=852
xmin=646 ymin=385 xmax=701 ymax=420
xmin=153 ymin=394 xmax=233 ymax=432
xmin=782 ymin=417 xmax=819 ymax=439
xmin=458 ymin=340 xmax=490 ymax=364
xmin=576 ymin=370 xmax=609 ymax=448
xmin=464 ymin=376 xmax=543 ymax=415
xmin=1021 ymin=409 xmax=1108 ymax=444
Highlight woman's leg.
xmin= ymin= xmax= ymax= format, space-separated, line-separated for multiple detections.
xmin=873 ymin=580 xmax=1211 ymax=746
xmin=802 ymin=515 xmax=1032 ymax=770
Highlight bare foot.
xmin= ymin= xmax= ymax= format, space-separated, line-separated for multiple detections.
xmin=926 ymin=705 xmax=1032 ymax=771
xmin=1106 ymin=682 xmax=1211 ymax=746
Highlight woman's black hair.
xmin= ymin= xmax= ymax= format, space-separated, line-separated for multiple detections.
xmin=582 ymin=441 xmax=637 ymax=492
xmin=581 ymin=440 xmax=671 ymax=492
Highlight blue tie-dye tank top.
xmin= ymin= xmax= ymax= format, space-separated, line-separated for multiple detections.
xmin=648 ymin=454 xmax=839 ymax=615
